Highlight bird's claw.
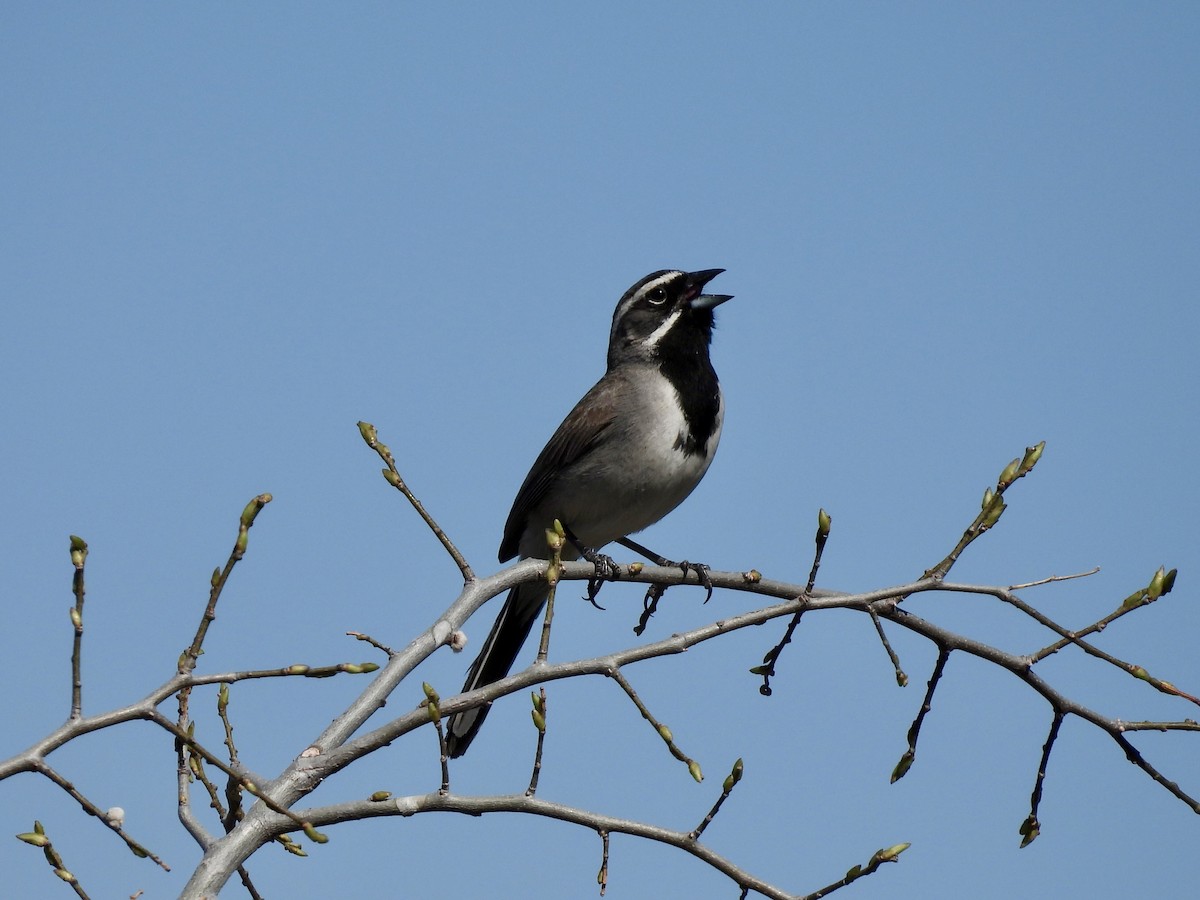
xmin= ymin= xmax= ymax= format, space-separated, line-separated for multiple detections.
xmin=584 ymin=579 xmax=607 ymax=609
xmin=582 ymin=549 xmax=620 ymax=607
xmin=677 ymin=560 xmax=713 ymax=603
xmin=633 ymin=560 xmax=713 ymax=635
xmin=584 ymin=550 xmax=621 ymax=581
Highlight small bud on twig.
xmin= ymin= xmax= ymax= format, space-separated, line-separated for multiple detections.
xmin=357 ymin=421 xmax=378 ymax=446
xmin=723 ymin=757 xmax=744 ymax=792
xmin=1018 ymin=440 xmax=1045 ymax=476
xmin=69 ymin=535 xmax=88 ymax=569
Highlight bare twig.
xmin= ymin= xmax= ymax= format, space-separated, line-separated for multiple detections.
xmin=922 ymin=441 xmax=1045 ymax=582
xmin=937 ymin=579 xmax=1198 ymax=705
xmin=597 ymin=829 xmax=609 ymax=896
xmin=232 ymin=865 xmax=265 ymax=900
xmin=1116 ymin=720 xmax=1200 ymax=732
xmin=1009 ymin=567 xmax=1101 ymax=590
xmin=1110 ymin=730 xmax=1200 ymax=814
xmin=752 ymin=509 xmax=832 ymax=694
xmin=689 ymin=758 xmax=744 ymax=840
xmin=187 ymin=746 xmax=229 ymax=830
xmin=181 ymin=494 xmax=272 ymax=676
xmin=1026 ymin=567 xmax=1183 ymax=673
xmin=16 ymin=820 xmax=91 ymax=899
xmin=609 ymin=666 xmax=703 ymax=782
xmin=527 ymin=689 xmax=547 ymax=797
xmin=868 ymin=606 xmax=907 ymax=687
xmin=1019 ymin=711 xmax=1064 ymax=847
xmin=346 ymin=631 xmax=396 ymax=656
xmin=150 ymin=710 xmax=326 ymax=838
xmin=538 ymin=522 xmax=566 ymax=663
xmin=32 ymin=761 xmax=170 ymax=870
xmin=891 ymin=647 xmax=950 ymax=783
xmin=357 ymin=421 xmax=474 ymax=581
xmin=802 ymin=842 xmax=911 ymax=900
xmin=750 ymin=605 xmax=806 ymax=697
xmin=806 ymin=509 xmax=831 ymax=593
xmin=421 ymin=683 xmax=450 ymax=794
xmin=68 ymin=535 xmax=88 ymax=721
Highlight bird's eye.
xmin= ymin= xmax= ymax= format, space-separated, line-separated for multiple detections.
xmin=646 ymin=287 xmax=668 ymax=305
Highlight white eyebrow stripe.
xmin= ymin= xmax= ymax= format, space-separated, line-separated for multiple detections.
xmin=641 ymin=306 xmax=683 ymax=351
xmin=636 ymin=271 xmax=682 ymax=297
xmin=614 ymin=271 xmax=682 ymax=322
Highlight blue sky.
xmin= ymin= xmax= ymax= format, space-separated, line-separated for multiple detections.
xmin=2 ymin=4 xmax=1197 ymax=898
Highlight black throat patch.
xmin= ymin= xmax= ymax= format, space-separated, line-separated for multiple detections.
xmin=657 ymin=319 xmax=721 ymax=457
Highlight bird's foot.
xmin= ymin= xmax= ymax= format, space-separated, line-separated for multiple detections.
xmin=633 ymin=559 xmax=712 ymax=636
xmin=613 ymin=538 xmax=713 ymax=603
xmin=581 ymin=547 xmax=621 ymax=608
xmin=672 ymin=559 xmax=714 ymax=603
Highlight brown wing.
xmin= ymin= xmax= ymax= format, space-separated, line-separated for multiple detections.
xmin=498 ymin=376 xmax=620 ymax=562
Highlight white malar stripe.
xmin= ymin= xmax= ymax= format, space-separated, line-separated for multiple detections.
xmin=641 ymin=307 xmax=683 ymax=351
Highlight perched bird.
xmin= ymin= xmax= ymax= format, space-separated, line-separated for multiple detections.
xmin=446 ymin=268 xmax=733 ymax=757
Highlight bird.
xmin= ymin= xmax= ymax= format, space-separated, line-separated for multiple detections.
xmin=445 ymin=268 xmax=733 ymax=757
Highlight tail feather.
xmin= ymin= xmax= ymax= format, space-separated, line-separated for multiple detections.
xmin=446 ymin=580 xmax=550 ymax=757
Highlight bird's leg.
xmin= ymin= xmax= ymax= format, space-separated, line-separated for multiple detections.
xmin=561 ymin=523 xmax=621 ymax=607
xmin=616 ymin=536 xmax=714 ymax=603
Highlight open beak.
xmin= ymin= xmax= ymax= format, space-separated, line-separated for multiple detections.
xmin=685 ymin=268 xmax=733 ymax=310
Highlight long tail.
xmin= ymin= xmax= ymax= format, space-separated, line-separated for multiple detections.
xmin=446 ymin=579 xmax=550 ymax=757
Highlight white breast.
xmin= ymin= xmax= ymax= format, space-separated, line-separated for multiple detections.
xmin=536 ymin=372 xmax=723 ymax=553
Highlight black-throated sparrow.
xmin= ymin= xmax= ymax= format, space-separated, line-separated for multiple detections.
xmin=446 ymin=268 xmax=732 ymax=757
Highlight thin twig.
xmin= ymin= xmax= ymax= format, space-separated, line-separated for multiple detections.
xmin=923 ymin=442 xmax=1045 ymax=582
xmin=181 ymin=494 xmax=272 ymax=676
xmin=527 ymin=689 xmax=548 ymax=797
xmin=1009 ymin=567 xmax=1101 ymax=590
xmin=753 ymin=509 xmax=831 ymax=693
xmin=435 ymin=716 xmax=450 ymax=795
xmin=421 ymin=683 xmax=450 ymax=794
xmin=957 ymin=582 xmax=1200 ymax=706
xmin=1019 ymin=711 xmax=1064 ymax=847
xmin=150 ymin=710 xmax=324 ymax=837
xmin=346 ymin=631 xmax=396 ymax=656
xmin=537 ymin=534 xmax=563 ymax=664
xmin=806 ymin=509 xmax=831 ymax=593
xmin=15 ymin=821 xmax=92 ymax=899
xmin=689 ymin=758 xmax=744 ymax=840
xmin=801 ymin=843 xmax=911 ymax=900
xmin=751 ymin=606 xmax=806 ymax=697
xmin=891 ymin=646 xmax=950 ymax=783
xmin=357 ymin=421 xmax=474 ymax=581
xmin=33 ymin=761 xmax=170 ymax=870
xmin=217 ymin=685 xmax=246 ymax=834
xmin=68 ymin=536 xmax=88 ymax=721
xmin=1116 ymin=720 xmax=1200 ymax=732
xmin=597 ymin=829 xmax=609 ymax=896
xmin=1110 ymin=730 xmax=1200 ymax=814
xmin=187 ymin=747 xmax=230 ymax=830
xmin=218 ymin=684 xmax=239 ymax=771
xmin=232 ymin=865 xmax=265 ymax=900
xmin=877 ymin=602 xmax=1200 ymax=813
xmin=609 ymin=667 xmax=703 ymax=782
xmin=868 ymin=606 xmax=907 ymax=686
